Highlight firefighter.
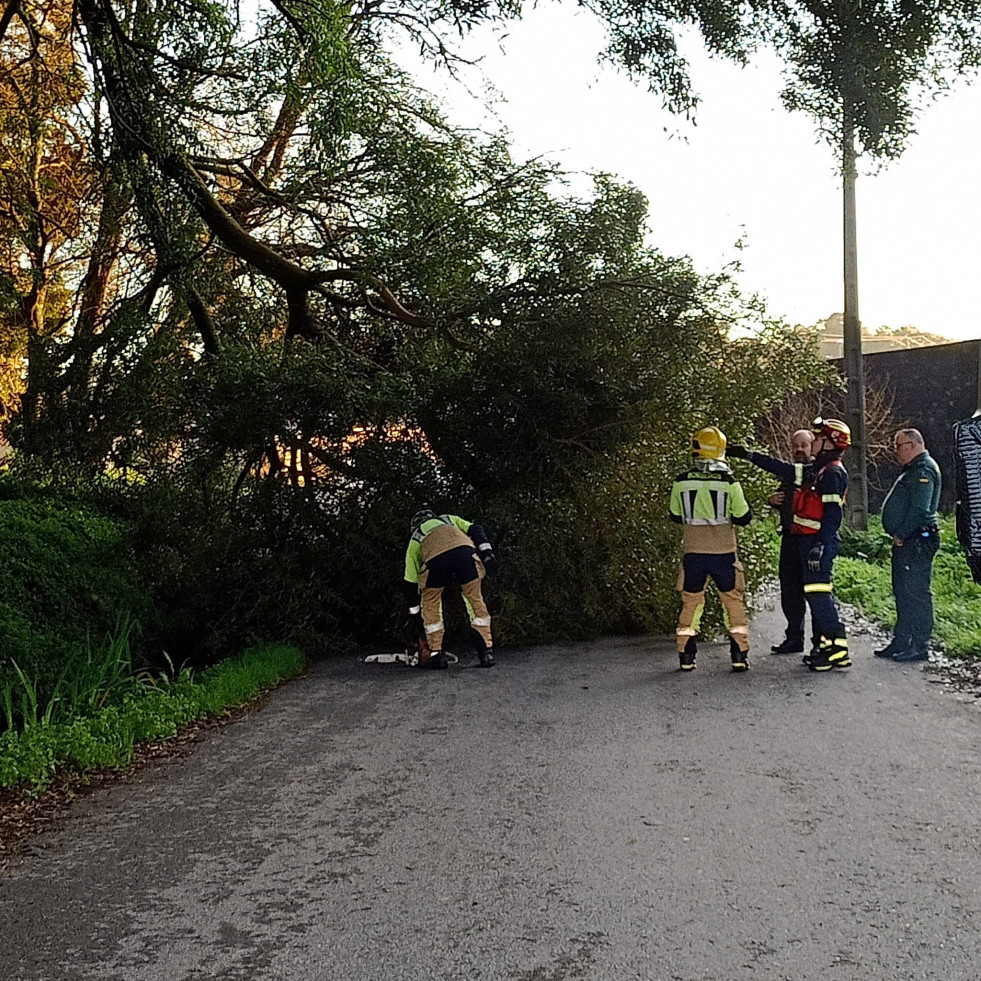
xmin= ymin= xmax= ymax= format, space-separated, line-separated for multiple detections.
xmin=729 ymin=418 xmax=851 ymax=672
xmin=403 ymin=508 xmax=499 ymax=669
xmin=669 ymin=426 xmax=753 ymax=672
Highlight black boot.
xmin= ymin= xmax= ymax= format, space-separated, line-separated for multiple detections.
xmin=471 ymin=628 xmax=495 ymax=667
xmin=679 ymin=636 xmax=697 ymax=671
xmin=770 ymin=637 xmax=804 ymax=655
xmin=874 ymin=640 xmax=902 ymax=658
xmin=807 ymin=636 xmax=849 ymax=672
xmin=730 ymin=636 xmax=749 ymax=672
xmin=420 ymin=650 xmax=448 ymax=670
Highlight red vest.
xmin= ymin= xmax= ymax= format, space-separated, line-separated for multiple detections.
xmin=790 ymin=461 xmax=844 ymax=535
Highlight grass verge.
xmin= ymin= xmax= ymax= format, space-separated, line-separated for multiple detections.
xmin=835 ymin=515 xmax=981 ymax=658
xmin=0 ymin=642 xmax=306 ymax=793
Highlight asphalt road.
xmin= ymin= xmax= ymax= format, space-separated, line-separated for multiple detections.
xmin=3 ymin=602 xmax=981 ymax=981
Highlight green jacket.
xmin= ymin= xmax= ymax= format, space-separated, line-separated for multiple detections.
xmin=881 ymin=451 xmax=941 ymax=541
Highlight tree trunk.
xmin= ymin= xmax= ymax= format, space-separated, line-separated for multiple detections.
xmin=842 ymin=104 xmax=869 ymax=530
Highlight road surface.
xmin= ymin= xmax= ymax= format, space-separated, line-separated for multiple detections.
xmin=2 ymin=603 xmax=981 ymax=981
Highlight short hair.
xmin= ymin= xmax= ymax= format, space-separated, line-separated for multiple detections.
xmin=896 ymin=428 xmax=924 ymax=446
xmin=792 ymin=429 xmax=813 ymax=441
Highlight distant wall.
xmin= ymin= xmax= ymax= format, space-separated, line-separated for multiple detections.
xmin=853 ymin=340 xmax=978 ymax=512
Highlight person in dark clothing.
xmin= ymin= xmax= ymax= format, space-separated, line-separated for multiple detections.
xmin=730 ymin=418 xmax=852 ymax=672
xmin=875 ymin=429 xmax=942 ymax=663
xmin=768 ymin=429 xmax=816 ymax=655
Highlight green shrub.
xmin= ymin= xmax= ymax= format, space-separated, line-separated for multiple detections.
xmin=0 ymin=487 xmax=153 ymax=727
xmin=0 ymin=642 xmax=305 ymax=792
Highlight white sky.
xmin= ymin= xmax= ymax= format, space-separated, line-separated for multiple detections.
xmin=398 ymin=4 xmax=981 ymax=342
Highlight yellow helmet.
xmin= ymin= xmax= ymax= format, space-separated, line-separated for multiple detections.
xmin=812 ymin=417 xmax=851 ymax=449
xmin=691 ymin=426 xmax=727 ymax=460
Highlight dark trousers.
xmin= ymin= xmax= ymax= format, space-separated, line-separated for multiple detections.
xmin=777 ymin=533 xmax=807 ymax=644
xmin=796 ymin=535 xmax=844 ymax=640
xmin=891 ymin=531 xmax=939 ymax=650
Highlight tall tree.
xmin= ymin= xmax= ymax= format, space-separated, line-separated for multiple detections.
xmin=0 ymin=0 xmax=90 ymax=430
xmin=581 ymin=0 xmax=981 ymax=527
xmin=3 ymin=0 xmax=534 ymax=463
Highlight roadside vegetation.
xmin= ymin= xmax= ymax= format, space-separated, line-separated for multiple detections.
xmin=2 ymin=485 xmax=977 ymax=797
xmin=0 ymin=640 xmax=305 ymax=792
xmin=837 ymin=515 xmax=981 ymax=658
xmin=0 ymin=486 xmax=306 ymax=793
xmin=4 ymin=1 xmax=980 ymax=796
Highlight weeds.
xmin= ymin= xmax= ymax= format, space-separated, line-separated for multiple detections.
xmin=0 ymin=643 xmax=305 ymax=793
xmin=1 ymin=614 xmax=143 ymax=732
xmin=835 ymin=515 xmax=981 ymax=658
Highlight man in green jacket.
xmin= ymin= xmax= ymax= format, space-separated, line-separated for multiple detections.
xmin=876 ymin=429 xmax=942 ymax=663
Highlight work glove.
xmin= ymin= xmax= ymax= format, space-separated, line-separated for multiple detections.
xmin=481 ymin=550 xmax=501 ymax=576
xmin=807 ymin=543 xmax=825 ymax=572
xmin=727 ymin=444 xmax=750 ymax=460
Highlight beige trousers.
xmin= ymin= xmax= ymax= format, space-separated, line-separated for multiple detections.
xmin=420 ymin=556 xmax=492 ymax=651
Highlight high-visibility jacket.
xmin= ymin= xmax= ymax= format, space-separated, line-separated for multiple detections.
xmin=669 ymin=467 xmax=752 ymax=554
xmin=403 ymin=514 xmax=489 ymax=592
xmin=790 ymin=460 xmax=847 ymax=538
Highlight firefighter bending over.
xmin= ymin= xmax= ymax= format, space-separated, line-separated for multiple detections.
xmin=669 ymin=426 xmax=753 ymax=672
xmin=403 ymin=508 xmax=500 ymax=670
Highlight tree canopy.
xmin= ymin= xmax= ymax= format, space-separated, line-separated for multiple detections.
xmin=0 ymin=0 xmax=833 ymax=655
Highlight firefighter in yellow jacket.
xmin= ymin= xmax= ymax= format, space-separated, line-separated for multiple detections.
xmin=669 ymin=426 xmax=753 ymax=672
xmin=403 ymin=508 xmax=499 ymax=669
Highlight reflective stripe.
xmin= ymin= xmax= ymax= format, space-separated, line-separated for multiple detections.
xmin=794 ymin=463 xmax=805 ymax=486
xmin=821 ymin=494 xmax=843 ymax=504
xmin=676 ymin=627 xmax=698 ymax=637
xmin=424 ymin=621 xmax=444 ymax=634
xmin=408 ymin=605 xmax=421 ymax=615
xmin=729 ymin=625 xmax=749 ymax=637
xmin=471 ymin=616 xmax=491 ymax=627
xmin=804 ymin=583 xmax=832 ymax=593
xmin=478 ymin=542 xmax=492 ymax=551
xmin=683 ymin=517 xmax=731 ymax=526
xmin=793 ymin=516 xmax=822 ymax=530
xmin=412 ymin=514 xmax=455 ymax=543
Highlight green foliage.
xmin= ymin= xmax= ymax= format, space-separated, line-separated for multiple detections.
xmin=0 ymin=642 xmax=305 ymax=792
xmin=578 ymin=2 xmax=981 ymax=162
xmin=1 ymin=614 xmax=142 ymax=731
xmin=758 ymin=3 xmax=981 ymax=161
xmin=0 ymin=486 xmax=153 ymax=728
xmin=3 ymin=0 xmax=839 ymax=659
